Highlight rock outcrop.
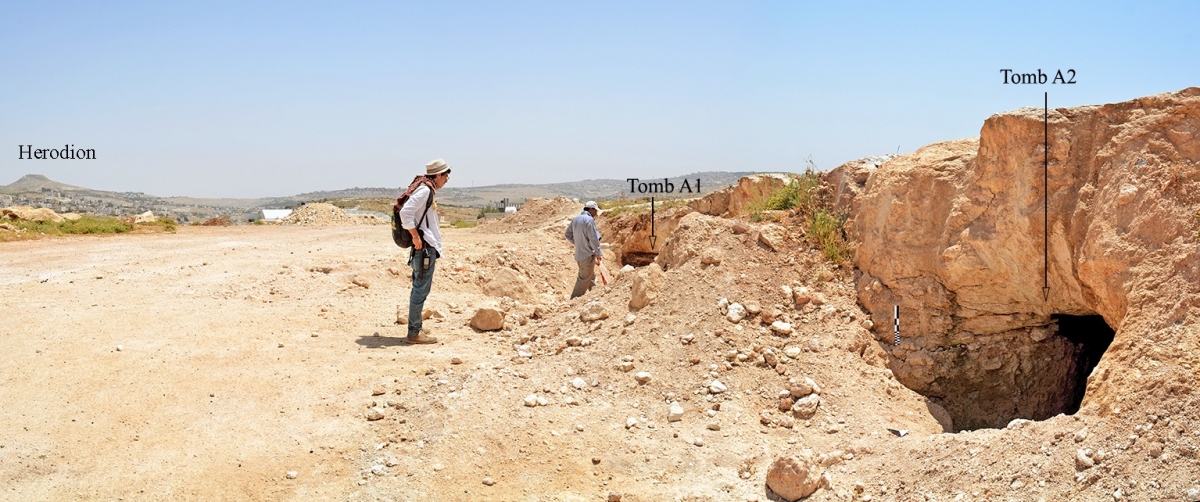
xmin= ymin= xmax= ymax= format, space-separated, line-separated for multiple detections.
xmin=830 ymin=87 xmax=1200 ymax=430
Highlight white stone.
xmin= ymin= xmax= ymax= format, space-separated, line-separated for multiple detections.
xmin=770 ymin=321 xmax=793 ymax=334
xmin=693 ymin=437 xmax=705 ymax=447
xmin=624 ymin=314 xmax=637 ymax=326
xmin=726 ymin=303 xmax=747 ymax=323
xmin=785 ymin=346 xmax=802 ymax=358
xmin=1075 ymin=448 xmax=1095 ymax=469
xmin=635 ymin=372 xmax=652 ymax=384
xmin=572 ymin=377 xmax=587 ymax=390
xmin=791 ymin=394 xmax=821 ymax=419
xmin=285 ymin=471 xmax=298 ymax=479
xmin=709 ymin=380 xmax=727 ymax=394
xmin=536 ymin=396 xmax=548 ymax=406
xmin=625 ymin=417 xmax=638 ymax=429
xmin=668 ymin=402 xmax=684 ymax=422
xmin=524 ymin=394 xmax=539 ymax=407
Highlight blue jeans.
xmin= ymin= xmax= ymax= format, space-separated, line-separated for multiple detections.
xmin=407 ymin=247 xmax=438 ymax=336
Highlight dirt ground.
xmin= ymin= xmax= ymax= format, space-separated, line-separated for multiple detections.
xmin=2 ymin=219 xmax=1198 ymax=501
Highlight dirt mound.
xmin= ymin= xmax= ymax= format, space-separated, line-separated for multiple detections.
xmin=281 ymin=202 xmax=384 ymax=226
xmin=200 ymin=215 xmax=231 ymax=226
xmin=830 ymin=88 xmax=1200 ymax=432
xmin=1 ymin=205 xmax=65 ymax=223
xmin=477 ymin=196 xmax=581 ymax=234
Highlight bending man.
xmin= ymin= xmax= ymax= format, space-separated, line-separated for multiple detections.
xmin=399 ymin=159 xmax=451 ymax=344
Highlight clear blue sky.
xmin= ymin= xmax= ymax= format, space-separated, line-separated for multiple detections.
xmin=2 ymin=1 xmax=1196 ymax=198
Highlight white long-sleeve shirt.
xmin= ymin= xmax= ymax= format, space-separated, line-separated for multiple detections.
xmin=398 ymin=184 xmax=442 ymax=255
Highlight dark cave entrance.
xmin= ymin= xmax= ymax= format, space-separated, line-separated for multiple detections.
xmin=1052 ymin=314 xmax=1116 ymax=415
xmin=621 ymin=252 xmax=658 ymax=267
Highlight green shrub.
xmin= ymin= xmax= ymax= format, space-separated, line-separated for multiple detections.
xmin=809 ymin=209 xmax=851 ymax=264
xmin=14 ymin=215 xmax=133 ymax=235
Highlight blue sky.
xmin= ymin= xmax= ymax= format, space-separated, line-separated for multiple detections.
xmin=1 ymin=1 xmax=1196 ymax=198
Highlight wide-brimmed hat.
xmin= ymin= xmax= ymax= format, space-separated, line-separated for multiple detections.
xmin=426 ymin=159 xmax=452 ymax=176
xmin=584 ymin=201 xmax=599 ymax=212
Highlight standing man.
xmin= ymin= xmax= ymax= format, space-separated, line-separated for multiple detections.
xmin=566 ymin=200 xmax=603 ymax=299
xmin=399 ymin=159 xmax=451 ymax=344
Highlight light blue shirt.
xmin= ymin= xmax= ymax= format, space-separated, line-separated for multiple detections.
xmin=565 ymin=211 xmax=601 ymax=261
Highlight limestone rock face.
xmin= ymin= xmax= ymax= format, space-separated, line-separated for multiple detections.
xmin=629 ymin=262 xmax=666 ymax=310
xmin=829 ymin=87 xmax=1200 ymax=430
xmin=766 ymin=450 xmax=824 ymax=501
xmin=654 ymin=212 xmax=730 ymax=270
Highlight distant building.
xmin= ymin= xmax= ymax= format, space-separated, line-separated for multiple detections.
xmin=247 ymin=209 xmax=292 ymax=222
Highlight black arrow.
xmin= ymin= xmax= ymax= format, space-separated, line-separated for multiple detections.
xmin=1043 ymin=92 xmax=1050 ymax=301
xmin=649 ymin=197 xmax=657 ymax=249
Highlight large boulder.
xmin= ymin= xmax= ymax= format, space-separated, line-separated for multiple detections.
xmin=766 ymin=450 xmax=827 ymax=501
xmin=470 ymin=308 xmax=505 ymax=331
xmin=629 ymin=262 xmax=666 ymax=310
xmin=830 ymin=87 xmax=1200 ymax=430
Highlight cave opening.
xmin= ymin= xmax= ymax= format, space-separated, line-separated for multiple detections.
xmin=621 ymin=252 xmax=658 ymax=267
xmin=1053 ymin=314 xmax=1116 ymax=415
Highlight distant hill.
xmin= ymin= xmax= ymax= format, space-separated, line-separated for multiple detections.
xmin=3 ymin=174 xmax=89 ymax=193
xmin=260 ymin=171 xmax=758 ymax=207
xmin=1 ymin=170 xmax=765 ymax=220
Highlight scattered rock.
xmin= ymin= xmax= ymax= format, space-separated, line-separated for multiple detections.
xmin=470 ymin=308 xmax=505 ymax=331
xmin=792 ymin=286 xmax=812 ymax=306
xmin=758 ymin=223 xmax=788 ymax=251
xmin=770 ymin=321 xmax=793 ymax=335
xmin=634 ymin=372 xmax=652 ymax=384
xmin=1076 ymin=448 xmax=1095 ymax=470
xmin=668 ymin=402 xmax=684 ymax=422
xmin=791 ymin=394 xmax=821 ymax=419
xmin=700 ymin=249 xmax=722 ymax=266
xmin=693 ymin=437 xmax=705 ymax=447
xmin=726 ymin=302 xmax=747 ymax=323
xmin=285 ymin=471 xmax=298 ymax=479
xmin=1074 ymin=427 xmax=1088 ymax=443
xmin=571 ymin=377 xmax=587 ymax=390
xmin=524 ymin=394 xmax=539 ymax=407
xmin=623 ymin=314 xmax=636 ymax=326
xmin=709 ymin=380 xmax=727 ymax=394
xmin=351 ymin=276 xmax=371 ymax=289
xmin=372 ymin=387 xmax=385 ymax=396
xmin=366 ymin=408 xmax=385 ymax=421
xmin=625 ymin=417 xmax=638 ymax=429
xmin=451 ymin=357 xmax=463 ymax=365
xmin=482 ymin=477 xmax=495 ymax=486
xmin=580 ymin=301 xmax=609 ymax=322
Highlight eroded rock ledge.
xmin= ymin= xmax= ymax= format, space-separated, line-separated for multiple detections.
xmin=829 ymin=87 xmax=1200 ymax=430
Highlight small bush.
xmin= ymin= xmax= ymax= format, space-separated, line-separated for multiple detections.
xmin=137 ymin=216 xmax=177 ymax=233
xmin=12 ymin=215 xmax=133 ymax=236
xmin=450 ymin=220 xmax=478 ymax=228
xmin=810 ymin=209 xmax=852 ymax=264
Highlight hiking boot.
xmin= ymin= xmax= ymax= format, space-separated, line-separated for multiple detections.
xmin=407 ymin=332 xmax=438 ymax=344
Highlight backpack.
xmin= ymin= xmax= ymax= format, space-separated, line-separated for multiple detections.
xmin=391 ymin=176 xmax=434 ymax=248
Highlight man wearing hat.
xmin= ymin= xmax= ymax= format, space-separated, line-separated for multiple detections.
xmin=398 ymin=159 xmax=452 ymax=344
xmin=565 ymin=200 xmax=603 ymax=299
